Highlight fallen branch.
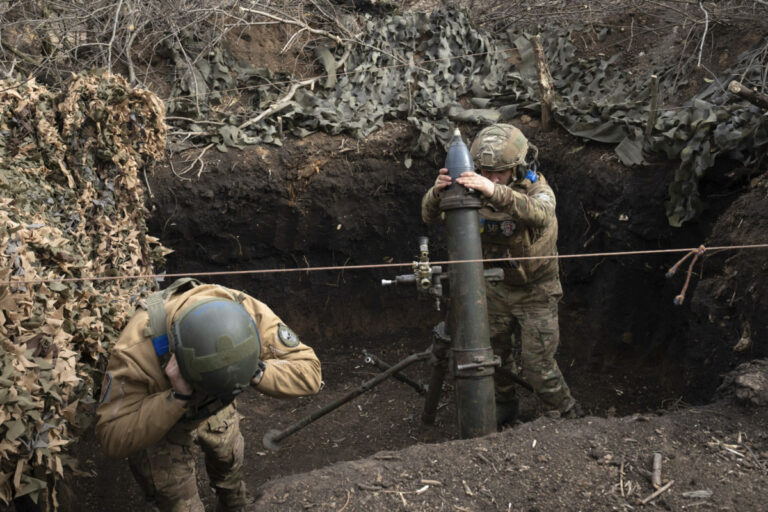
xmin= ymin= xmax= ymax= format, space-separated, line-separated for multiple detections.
xmin=646 ymin=74 xmax=659 ymax=136
xmin=640 ymin=479 xmax=674 ymax=505
xmin=177 ymin=142 xmax=214 ymax=178
xmin=696 ymin=3 xmax=709 ymax=68
xmin=337 ymin=489 xmax=351 ymax=512
xmin=238 ymin=77 xmax=317 ymax=130
xmin=728 ymin=81 xmax=768 ymax=110
xmin=652 ymin=452 xmax=662 ymax=489
xmin=240 ymin=6 xmax=343 ymax=47
xmin=619 ymin=459 xmax=625 ymax=497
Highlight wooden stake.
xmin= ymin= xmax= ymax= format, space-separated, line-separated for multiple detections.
xmin=646 ymin=74 xmax=659 ymax=136
xmin=531 ymin=35 xmax=555 ymax=131
xmin=728 ymin=81 xmax=768 ymax=110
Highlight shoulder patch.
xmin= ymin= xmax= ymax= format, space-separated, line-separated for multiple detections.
xmin=277 ymin=323 xmax=300 ymax=347
xmin=99 ymin=372 xmax=113 ymax=404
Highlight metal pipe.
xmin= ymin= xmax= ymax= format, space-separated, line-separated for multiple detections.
xmin=422 ymin=321 xmax=451 ymax=425
xmin=440 ymin=128 xmax=497 ymax=438
xmin=263 ymin=349 xmax=431 ymax=450
xmin=363 ymin=350 xmax=427 ymax=394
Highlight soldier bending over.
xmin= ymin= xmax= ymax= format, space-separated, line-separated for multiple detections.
xmin=96 ymin=279 xmax=322 ymax=511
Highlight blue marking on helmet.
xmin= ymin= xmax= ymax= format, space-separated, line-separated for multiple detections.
xmin=152 ymin=333 xmax=169 ymax=356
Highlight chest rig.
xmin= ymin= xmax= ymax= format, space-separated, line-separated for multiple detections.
xmin=479 ymin=174 xmax=559 ymax=286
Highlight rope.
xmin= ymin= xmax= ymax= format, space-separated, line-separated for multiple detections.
xmin=5 ymin=243 xmax=767 ymax=288
xmin=667 ymin=244 xmax=706 ymax=305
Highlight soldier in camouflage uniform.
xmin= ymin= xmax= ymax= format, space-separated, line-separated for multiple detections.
xmin=96 ymin=280 xmax=322 ymax=512
xmin=421 ymin=124 xmax=580 ymax=425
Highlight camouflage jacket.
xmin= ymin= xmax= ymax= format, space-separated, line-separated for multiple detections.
xmin=421 ymin=172 xmax=560 ymax=286
xmin=95 ymin=284 xmax=322 ymax=458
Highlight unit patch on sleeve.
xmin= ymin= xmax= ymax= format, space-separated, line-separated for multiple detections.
xmin=277 ymin=323 xmax=300 ymax=347
xmin=99 ymin=372 xmax=113 ymax=404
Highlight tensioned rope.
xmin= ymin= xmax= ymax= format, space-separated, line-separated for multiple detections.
xmin=7 ymin=243 xmax=767 ymax=288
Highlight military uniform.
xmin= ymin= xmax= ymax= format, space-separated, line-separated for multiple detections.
xmin=96 ymin=284 xmax=322 ymax=512
xmin=422 ymin=172 xmax=576 ymax=418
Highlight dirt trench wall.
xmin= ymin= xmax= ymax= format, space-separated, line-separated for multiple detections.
xmin=147 ymin=124 xmax=444 ymax=347
xmin=147 ymin=121 xmax=768 ymax=409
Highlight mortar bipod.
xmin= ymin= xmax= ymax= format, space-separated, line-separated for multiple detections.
xmin=363 ymin=349 xmax=428 ymax=394
xmin=262 ymin=349 xmax=431 ymax=451
xmin=421 ymin=318 xmax=536 ymax=425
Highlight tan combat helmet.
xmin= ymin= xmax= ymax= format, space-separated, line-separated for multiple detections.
xmin=469 ymin=124 xmax=529 ymax=172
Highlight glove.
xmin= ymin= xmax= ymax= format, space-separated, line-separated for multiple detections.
xmin=252 ymin=361 xmax=267 ymax=385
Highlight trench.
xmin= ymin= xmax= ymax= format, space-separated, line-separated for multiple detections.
xmin=52 ymin=126 xmax=761 ymax=512
xmin=146 ymin=129 xmax=728 ymax=421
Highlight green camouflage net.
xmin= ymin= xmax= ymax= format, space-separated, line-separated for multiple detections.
xmin=168 ymin=6 xmax=767 ymax=226
xmin=165 ymin=8 xmax=510 ymax=155
xmin=0 ymin=71 xmax=169 ymax=508
xmin=507 ymin=29 xmax=768 ymax=227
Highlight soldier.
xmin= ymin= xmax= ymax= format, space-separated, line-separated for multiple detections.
xmin=421 ymin=123 xmax=581 ymax=425
xmin=96 ymin=279 xmax=322 ymax=512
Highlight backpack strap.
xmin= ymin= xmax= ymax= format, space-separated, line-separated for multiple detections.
xmin=139 ymin=278 xmax=202 ymax=363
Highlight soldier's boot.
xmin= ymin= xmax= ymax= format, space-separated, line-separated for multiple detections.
xmin=495 ymin=397 xmax=519 ymax=429
xmin=214 ymin=481 xmax=253 ymax=512
xmin=562 ymin=401 xmax=585 ymax=419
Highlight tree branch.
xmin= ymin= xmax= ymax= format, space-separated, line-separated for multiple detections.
xmin=238 ymin=77 xmax=317 ymax=130
xmin=240 ymin=6 xmax=342 ymax=45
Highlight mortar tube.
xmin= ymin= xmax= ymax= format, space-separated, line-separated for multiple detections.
xmin=441 ymin=128 xmax=497 ymax=438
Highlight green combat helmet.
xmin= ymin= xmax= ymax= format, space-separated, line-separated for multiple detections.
xmin=170 ymin=298 xmax=261 ymax=404
xmin=470 ymin=124 xmax=530 ymax=172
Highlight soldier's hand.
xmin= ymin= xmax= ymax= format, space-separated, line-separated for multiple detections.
xmin=434 ymin=168 xmax=452 ymax=193
xmin=456 ymin=171 xmax=495 ymax=197
xmin=165 ymin=354 xmax=195 ymax=396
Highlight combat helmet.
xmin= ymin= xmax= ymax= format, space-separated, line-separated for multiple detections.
xmin=169 ymin=298 xmax=261 ymax=404
xmin=470 ymin=124 xmax=530 ymax=172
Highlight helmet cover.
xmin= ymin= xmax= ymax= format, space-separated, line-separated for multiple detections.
xmin=470 ymin=124 xmax=529 ymax=171
xmin=170 ymin=298 xmax=261 ymax=402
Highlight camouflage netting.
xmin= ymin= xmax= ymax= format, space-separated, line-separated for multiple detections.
xmin=508 ymin=30 xmax=768 ymax=226
xmin=0 ymin=71 xmax=169 ymax=507
xmin=168 ymin=6 xmax=767 ymax=226
xmin=165 ymin=8 xmax=510 ymax=154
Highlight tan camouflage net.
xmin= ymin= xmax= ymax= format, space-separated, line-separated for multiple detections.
xmin=0 ymin=71 xmax=169 ymax=508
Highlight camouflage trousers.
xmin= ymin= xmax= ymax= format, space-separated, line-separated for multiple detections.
xmin=128 ymin=403 xmax=248 ymax=512
xmin=486 ymin=278 xmax=576 ymax=414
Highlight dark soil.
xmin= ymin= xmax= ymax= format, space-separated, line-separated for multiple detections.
xmin=50 ymin=2 xmax=768 ymax=512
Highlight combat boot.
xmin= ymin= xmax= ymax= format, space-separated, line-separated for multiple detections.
xmin=214 ymin=481 xmax=254 ymax=512
xmin=562 ymin=402 xmax=585 ymax=419
xmin=495 ymin=398 xmax=519 ymax=429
